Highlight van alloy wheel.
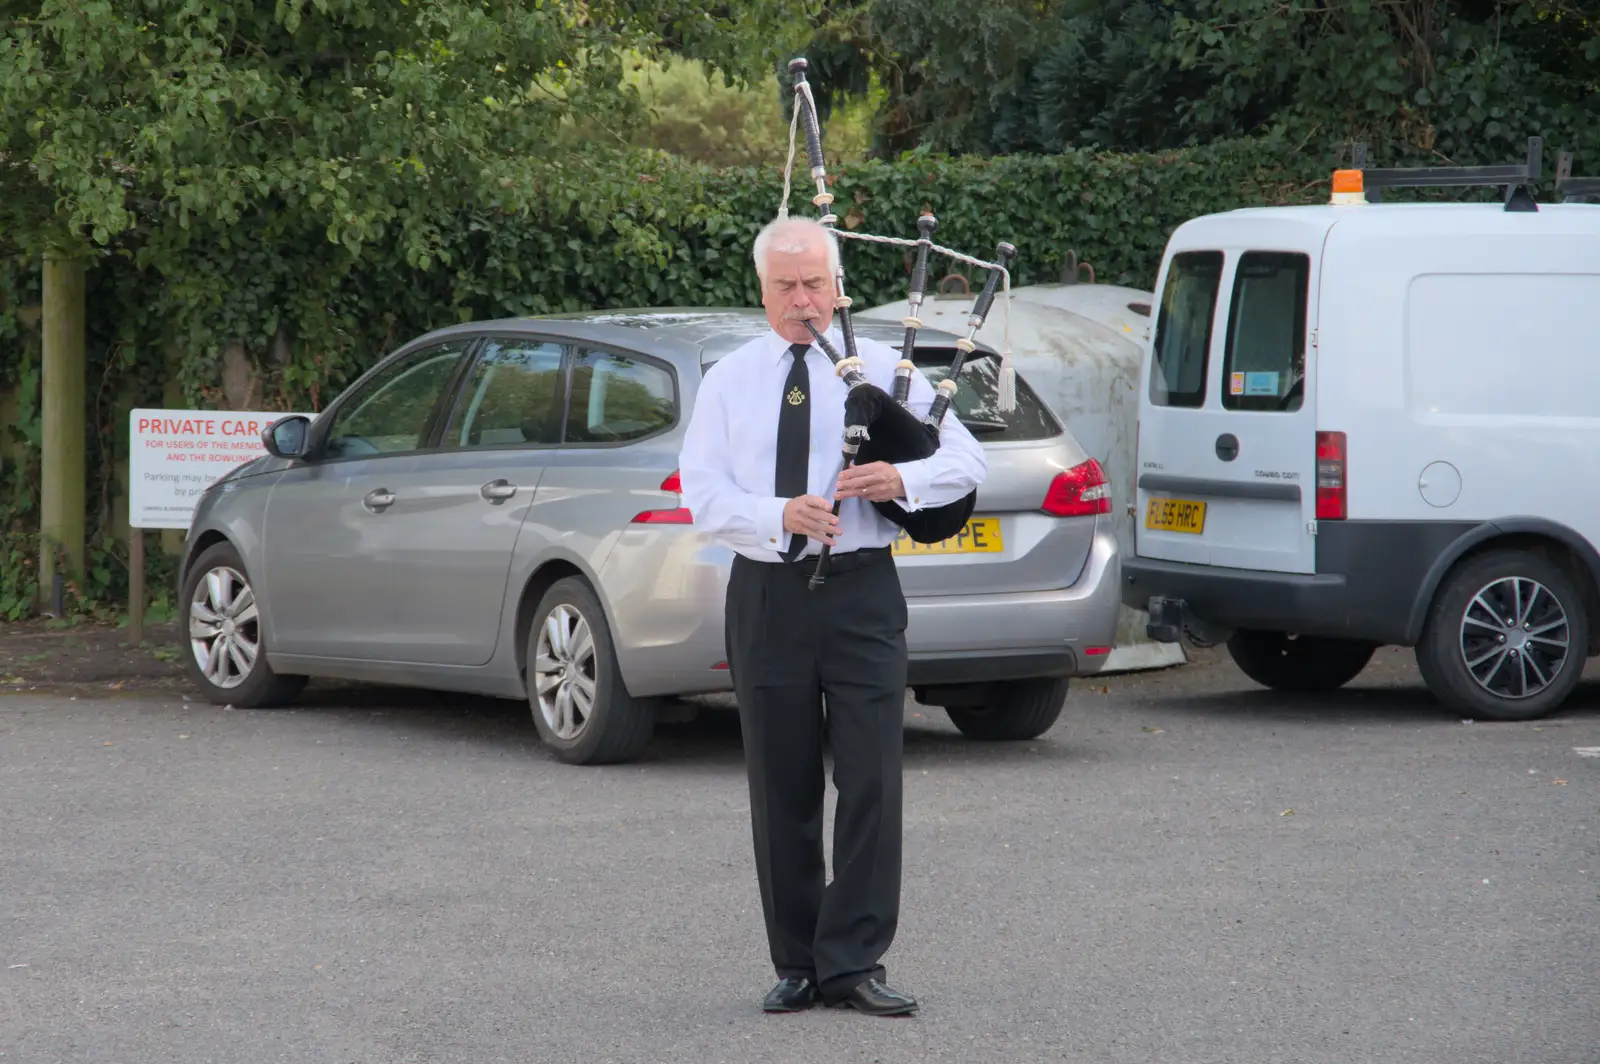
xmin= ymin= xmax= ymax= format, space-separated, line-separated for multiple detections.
xmin=533 ymin=603 xmax=598 ymax=741
xmin=1416 ymin=549 xmax=1587 ymax=723
xmin=188 ymin=565 xmax=260 ymax=689
xmin=1458 ymin=576 xmax=1570 ymax=700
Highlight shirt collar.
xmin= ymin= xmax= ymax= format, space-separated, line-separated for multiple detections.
xmin=768 ymin=323 xmax=843 ymax=366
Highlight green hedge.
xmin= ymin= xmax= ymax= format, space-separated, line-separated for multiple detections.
xmin=0 ymin=135 xmax=1335 ymax=617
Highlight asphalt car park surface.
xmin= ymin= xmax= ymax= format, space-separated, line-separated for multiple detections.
xmin=3 ymin=645 xmax=1597 ymax=1064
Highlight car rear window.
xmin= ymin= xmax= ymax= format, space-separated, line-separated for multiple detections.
xmin=913 ymin=346 xmax=1062 ymax=442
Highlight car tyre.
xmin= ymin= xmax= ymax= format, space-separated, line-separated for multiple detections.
xmin=1225 ymin=630 xmax=1376 ymax=693
xmin=944 ymin=678 xmax=1068 ymax=741
xmin=1415 ymin=550 xmax=1587 ymax=722
xmin=180 ymin=541 xmax=306 ymax=708
xmin=526 ymin=577 xmax=655 ymax=765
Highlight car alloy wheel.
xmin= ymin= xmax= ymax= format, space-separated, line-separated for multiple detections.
xmin=524 ymin=576 xmax=656 ymax=765
xmin=1458 ymin=575 xmax=1570 ymax=700
xmin=188 ymin=564 xmax=261 ymax=690
xmin=533 ymin=603 xmax=598 ymax=741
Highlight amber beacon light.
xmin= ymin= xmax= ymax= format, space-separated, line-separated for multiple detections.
xmin=1329 ymin=169 xmax=1366 ymax=205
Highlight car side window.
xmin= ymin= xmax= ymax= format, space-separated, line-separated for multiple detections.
xmin=564 ymin=349 xmax=677 ymax=444
xmin=1220 ymin=251 xmax=1310 ymax=412
xmin=444 ymin=339 xmax=568 ymax=448
xmin=321 ymin=340 xmax=472 ymax=459
xmin=1149 ymin=250 xmax=1223 ymax=409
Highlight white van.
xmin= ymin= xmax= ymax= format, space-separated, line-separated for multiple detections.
xmin=1121 ymin=140 xmax=1600 ymax=721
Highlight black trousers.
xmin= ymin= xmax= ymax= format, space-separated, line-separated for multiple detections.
xmin=724 ymin=546 xmax=908 ymax=1004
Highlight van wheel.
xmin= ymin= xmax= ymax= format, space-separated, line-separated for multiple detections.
xmin=179 ymin=541 xmax=306 ymax=708
xmin=1225 ymin=630 xmax=1376 ymax=693
xmin=944 ymin=678 xmax=1068 ymax=741
xmin=526 ymin=577 xmax=656 ymax=765
xmin=1416 ymin=550 xmax=1587 ymax=722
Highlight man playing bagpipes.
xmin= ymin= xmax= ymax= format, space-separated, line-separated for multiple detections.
xmin=677 ymin=55 xmax=1017 ymax=1019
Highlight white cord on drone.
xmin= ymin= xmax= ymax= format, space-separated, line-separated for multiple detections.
xmin=778 ymin=85 xmax=802 ymax=220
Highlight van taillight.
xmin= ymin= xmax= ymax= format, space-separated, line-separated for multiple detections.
xmin=1042 ymin=458 xmax=1112 ymax=517
xmin=1315 ymin=432 xmax=1346 ymax=520
xmin=631 ymin=470 xmax=694 ymax=524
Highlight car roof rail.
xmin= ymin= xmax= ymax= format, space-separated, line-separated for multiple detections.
xmin=1349 ymin=136 xmax=1543 ymax=212
xmin=1555 ymin=151 xmax=1600 ymax=204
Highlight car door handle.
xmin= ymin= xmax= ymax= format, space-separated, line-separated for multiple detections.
xmin=480 ymin=479 xmax=517 ymax=502
xmin=363 ymin=488 xmax=396 ymax=512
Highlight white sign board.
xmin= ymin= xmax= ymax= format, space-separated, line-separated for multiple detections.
xmin=128 ymin=408 xmax=308 ymax=529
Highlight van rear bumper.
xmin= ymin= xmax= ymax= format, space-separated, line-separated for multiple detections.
xmin=1121 ymin=558 xmax=1368 ymax=642
xmin=1120 ymin=519 xmax=1479 ymax=647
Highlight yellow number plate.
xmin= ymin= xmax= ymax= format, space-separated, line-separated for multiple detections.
xmin=892 ymin=517 xmax=1004 ymax=556
xmin=1145 ymin=497 xmax=1207 ymax=535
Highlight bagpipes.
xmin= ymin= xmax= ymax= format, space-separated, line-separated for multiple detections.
xmin=781 ymin=57 xmax=1018 ymax=590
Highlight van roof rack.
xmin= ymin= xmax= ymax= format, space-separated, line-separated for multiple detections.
xmin=1349 ymin=136 xmax=1543 ymax=212
xmin=1555 ymin=151 xmax=1600 ymax=204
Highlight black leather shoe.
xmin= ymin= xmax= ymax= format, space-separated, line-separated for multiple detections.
xmin=762 ymin=977 xmax=820 ymax=1012
xmin=835 ymin=978 xmax=919 ymax=1016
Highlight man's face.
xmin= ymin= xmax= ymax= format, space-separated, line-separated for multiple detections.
xmin=760 ymin=237 xmax=836 ymax=344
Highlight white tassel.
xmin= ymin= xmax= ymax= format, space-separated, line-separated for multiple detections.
xmin=996 ymin=277 xmax=1016 ymax=413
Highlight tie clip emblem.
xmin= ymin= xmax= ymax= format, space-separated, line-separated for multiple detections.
xmin=787 ymin=386 xmax=805 ymax=406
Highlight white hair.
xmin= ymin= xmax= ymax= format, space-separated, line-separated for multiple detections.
xmin=752 ymin=216 xmax=840 ymax=279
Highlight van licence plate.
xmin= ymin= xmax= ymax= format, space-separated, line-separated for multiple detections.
xmin=892 ymin=517 xmax=1003 ymax=556
xmin=1145 ymin=497 xmax=1206 ymax=535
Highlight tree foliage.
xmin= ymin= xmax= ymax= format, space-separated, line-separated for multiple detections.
xmin=822 ymin=0 xmax=1600 ymax=167
xmin=614 ymin=53 xmax=875 ymax=167
xmin=0 ymin=0 xmax=812 ymax=258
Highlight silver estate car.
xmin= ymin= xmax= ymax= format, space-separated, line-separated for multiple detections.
xmin=177 ymin=308 xmax=1122 ymax=764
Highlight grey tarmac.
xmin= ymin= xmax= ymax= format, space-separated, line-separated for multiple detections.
xmin=2 ymin=646 xmax=1597 ymax=1064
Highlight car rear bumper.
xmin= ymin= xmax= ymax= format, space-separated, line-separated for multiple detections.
xmin=611 ymin=527 xmax=1122 ymax=698
xmin=905 ymin=527 xmax=1121 ymax=682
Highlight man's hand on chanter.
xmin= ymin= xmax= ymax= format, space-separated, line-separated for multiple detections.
xmin=835 ymin=462 xmax=904 ymax=503
xmin=783 ymin=495 xmax=840 ymax=545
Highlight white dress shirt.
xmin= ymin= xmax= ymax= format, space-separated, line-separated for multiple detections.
xmin=678 ymin=325 xmax=989 ymax=562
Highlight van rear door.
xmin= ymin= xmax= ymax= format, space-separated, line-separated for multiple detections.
xmin=1135 ymin=222 xmax=1326 ymax=575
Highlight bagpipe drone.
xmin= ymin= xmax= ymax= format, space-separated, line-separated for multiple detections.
xmin=781 ymin=57 xmax=1018 ymax=590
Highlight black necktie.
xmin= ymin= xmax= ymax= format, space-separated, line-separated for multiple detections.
xmin=775 ymin=343 xmax=810 ymax=561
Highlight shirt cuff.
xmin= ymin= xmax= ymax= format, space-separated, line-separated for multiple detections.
xmin=893 ymin=459 xmax=932 ymax=512
xmin=757 ymin=495 xmax=790 ymax=553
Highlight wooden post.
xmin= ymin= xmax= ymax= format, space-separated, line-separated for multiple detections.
xmin=129 ymin=527 xmax=145 ymax=645
xmin=39 ymin=254 xmax=87 ymax=613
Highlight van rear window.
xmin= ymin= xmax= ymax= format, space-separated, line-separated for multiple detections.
xmin=1220 ymin=252 xmax=1309 ymax=412
xmin=914 ymin=347 xmax=1062 ymax=442
xmin=1149 ymin=251 xmax=1223 ymax=408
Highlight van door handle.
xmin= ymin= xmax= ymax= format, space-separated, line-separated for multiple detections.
xmin=363 ymin=488 xmax=396 ymax=512
xmin=480 ymin=479 xmax=517 ymax=502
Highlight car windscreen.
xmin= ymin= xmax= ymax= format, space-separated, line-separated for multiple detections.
xmin=912 ymin=346 xmax=1062 ymax=442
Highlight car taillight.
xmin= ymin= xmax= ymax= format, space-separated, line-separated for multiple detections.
xmin=1315 ymin=431 xmax=1346 ymax=520
xmin=631 ymin=470 xmax=693 ymax=524
xmin=1042 ymin=458 xmax=1112 ymax=517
